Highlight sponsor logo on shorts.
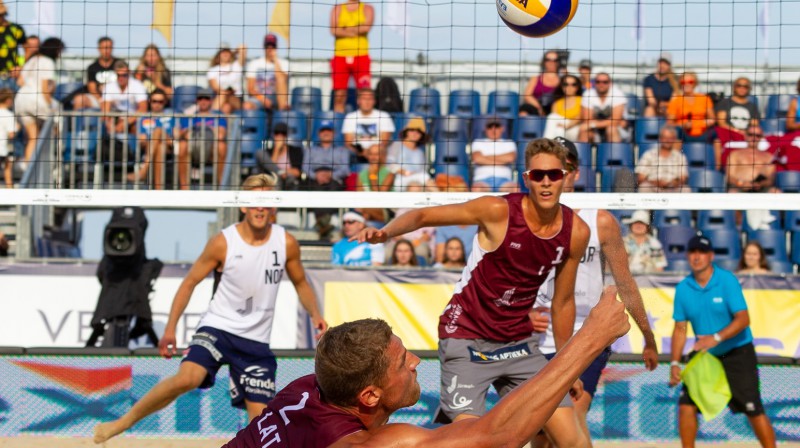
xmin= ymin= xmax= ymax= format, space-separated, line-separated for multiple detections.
xmin=746 ymin=402 xmax=756 ymax=412
xmin=468 ymin=342 xmax=531 ymax=363
xmin=446 ymin=376 xmax=474 ymax=411
xmin=229 ymin=377 xmax=239 ymax=400
xmin=244 ymin=365 xmax=270 ymax=377
xmin=239 ymin=367 xmax=277 ymax=397
xmin=189 ymin=333 xmax=223 ymax=361
xmin=444 ymin=304 xmax=463 ymax=334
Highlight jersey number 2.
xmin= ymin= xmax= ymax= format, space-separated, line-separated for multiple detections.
xmin=255 ymin=392 xmax=309 ymax=446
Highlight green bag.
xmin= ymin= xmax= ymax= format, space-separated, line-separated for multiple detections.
xmin=681 ymin=351 xmax=732 ymax=421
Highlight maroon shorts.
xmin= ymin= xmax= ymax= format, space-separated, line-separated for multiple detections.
xmin=331 ymin=55 xmax=372 ymax=90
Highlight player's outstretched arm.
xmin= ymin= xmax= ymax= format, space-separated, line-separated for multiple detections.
xmin=285 ymin=233 xmax=328 ymax=337
xmin=159 ymin=234 xmax=226 ymax=358
xmin=336 ymin=286 xmax=630 ymax=448
xmin=597 ymin=210 xmax=658 ymax=370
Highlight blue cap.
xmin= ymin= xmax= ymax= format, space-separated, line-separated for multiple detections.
xmin=319 ymin=120 xmax=334 ymax=131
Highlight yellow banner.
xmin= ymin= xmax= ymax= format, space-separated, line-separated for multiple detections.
xmin=152 ymin=0 xmax=175 ymax=44
xmin=268 ymin=0 xmax=291 ymax=43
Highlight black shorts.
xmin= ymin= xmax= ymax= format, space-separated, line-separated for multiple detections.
xmin=679 ymin=343 xmax=765 ymax=416
xmin=545 ymin=347 xmax=611 ymax=398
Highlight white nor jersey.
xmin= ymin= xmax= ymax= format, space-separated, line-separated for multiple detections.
xmin=198 ymin=223 xmax=287 ymax=343
xmin=535 ymin=209 xmax=604 ymax=354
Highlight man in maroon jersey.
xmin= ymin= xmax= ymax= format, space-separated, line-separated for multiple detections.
xmin=355 ymin=138 xmax=591 ymax=446
xmin=223 ymin=286 xmax=630 ymax=447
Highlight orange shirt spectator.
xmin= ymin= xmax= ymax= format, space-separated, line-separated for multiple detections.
xmin=666 ymin=72 xmax=715 ymax=140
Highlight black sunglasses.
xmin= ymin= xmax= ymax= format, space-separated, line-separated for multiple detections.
xmin=150 ymin=99 xmax=166 ymax=104
xmin=562 ymin=82 xmax=578 ymax=87
xmin=524 ymin=169 xmax=567 ymax=182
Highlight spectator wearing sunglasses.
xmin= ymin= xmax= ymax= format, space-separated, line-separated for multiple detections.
xmin=714 ymin=77 xmax=761 ymax=167
xmin=543 ymin=74 xmax=584 ymax=141
xmin=666 ymin=72 xmax=715 ymax=142
xmin=726 ymin=125 xmax=776 ymax=192
xmin=101 ymin=60 xmax=149 ymax=135
xmin=131 ymin=89 xmax=174 ymax=189
xmin=471 ymin=119 xmax=518 ymax=192
xmin=176 ymin=88 xmax=228 ymax=189
xmin=520 ymin=51 xmax=562 ymax=116
xmin=578 ymin=73 xmax=630 ymax=144
xmin=331 ymin=211 xmax=384 ymax=266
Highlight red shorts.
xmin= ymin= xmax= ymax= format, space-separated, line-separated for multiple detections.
xmin=331 ymin=55 xmax=372 ymax=90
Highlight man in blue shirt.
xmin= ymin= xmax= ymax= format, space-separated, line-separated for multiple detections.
xmin=668 ymin=235 xmax=775 ymax=447
xmin=132 ymin=88 xmax=174 ymax=189
xmin=177 ymin=87 xmax=228 ymax=189
xmin=331 ymin=211 xmax=384 ymax=266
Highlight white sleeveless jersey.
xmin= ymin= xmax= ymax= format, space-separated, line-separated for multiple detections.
xmin=198 ymin=224 xmax=287 ymax=343
xmin=535 ymin=209 xmax=604 ymax=354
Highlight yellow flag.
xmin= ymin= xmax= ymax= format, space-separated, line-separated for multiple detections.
xmin=268 ymin=0 xmax=291 ymax=43
xmin=152 ymin=0 xmax=175 ymax=44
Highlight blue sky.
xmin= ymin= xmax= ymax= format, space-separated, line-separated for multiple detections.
xmin=11 ymin=0 xmax=797 ymax=67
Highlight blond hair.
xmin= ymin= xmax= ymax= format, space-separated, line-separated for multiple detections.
xmin=523 ymin=138 xmax=568 ymax=169
xmin=241 ymin=173 xmax=278 ymax=190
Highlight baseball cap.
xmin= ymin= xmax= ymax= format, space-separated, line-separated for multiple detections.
xmin=342 ymin=211 xmax=365 ymax=224
xmin=318 ymin=120 xmax=334 ymax=131
xmin=658 ymin=52 xmax=672 ymax=64
xmin=486 ymin=118 xmax=504 ymax=127
xmin=579 ymin=59 xmax=592 ymax=69
xmin=623 ymin=210 xmax=651 ymax=226
xmin=273 ymin=122 xmax=289 ymax=135
xmin=264 ymin=34 xmax=278 ymax=48
xmin=196 ymin=87 xmax=214 ymax=99
xmin=314 ymin=165 xmax=333 ymax=172
xmin=553 ymin=136 xmax=579 ymax=164
xmin=687 ymin=234 xmax=713 ymax=252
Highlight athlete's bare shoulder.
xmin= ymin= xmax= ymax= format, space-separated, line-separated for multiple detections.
xmin=330 ymin=423 xmax=434 ymax=448
xmin=569 ymin=211 xmax=591 ymax=250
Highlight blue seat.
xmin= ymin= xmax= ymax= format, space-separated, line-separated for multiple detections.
xmin=471 ymin=115 xmax=512 ymax=141
xmin=329 ymin=88 xmax=357 ymax=113
xmin=653 ymin=210 xmax=692 ymax=228
xmin=697 ymin=209 xmax=736 ymax=233
xmin=434 ymin=140 xmax=468 ymax=166
xmin=742 ymin=210 xmax=782 ymax=239
xmin=54 ymin=82 xmax=83 ymax=103
xmin=596 ymin=143 xmax=634 ymax=169
xmin=658 ymin=226 xmax=699 ymax=261
xmin=272 ymin=110 xmax=308 ymax=145
xmin=290 ymin=87 xmax=322 ymax=118
xmin=769 ymin=260 xmax=794 ymax=274
xmin=765 ymin=94 xmax=793 ymax=119
xmin=715 ymin=258 xmax=741 ymax=272
xmin=747 ymin=94 xmax=760 ymax=109
xmin=599 ymin=166 xmax=635 ymax=192
xmin=173 ymin=85 xmax=202 ymax=112
xmin=448 ymin=89 xmax=481 ymax=118
xmin=64 ymin=112 xmax=103 ymax=163
xmin=791 ymin=232 xmax=800 ymax=265
xmin=682 ymin=142 xmax=716 ymax=170
xmin=761 ymin=118 xmax=786 ymax=136
xmin=487 ymin=90 xmax=520 ymax=118
xmin=751 ymin=229 xmax=788 ymax=262
xmin=513 ymin=116 xmax=546 ymax=142
xmin=573 ymin=142 xmax=593 ymax=170
xmin=310 ymin=111 xmax=346 ymax=146
xmin=239 ymin=109 xmax=268 ymax=140
xmin=634 ymin=118 xmax=665 ymax=144
xmin=688 ymin=169 xmax=725 ymax=193
xmin=703 ymin=228 xmax=742 ymax=260
xmin=626 ymin=93 xmax=644 ymax=119
xmin=784 ymin=210 xmax=800 ymax=232
xmin=572 ymin=167 xmax=596 ymax=192
xmin=0 ymin=76 xmax=18 ymax=93
xmin=667 ymin=259 xmax=691 ymax=272
xmin=609 ymin=209 xmax=636 ymax=225
xmin=775 ymin=171 xmax=800 ymax=193
xmin=408 ymin=87 xmax=442 ymax=118
xmin=434 ymin=115 xmax=469 ymax=142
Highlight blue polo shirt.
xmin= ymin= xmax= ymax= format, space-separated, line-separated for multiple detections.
xmin=673 ymin=265 xmax=752 ymax=356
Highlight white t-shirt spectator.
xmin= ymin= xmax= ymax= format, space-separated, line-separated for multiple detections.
xmin=471 ymin=138 xmax=517 ymax=181
xmin=102 ymin=79 xmax=148 ymax=112
xmin=207 ymin=61 xmax=243 ymax=96
xmin=245 ymin=57 xmax=289 ymax=97
xmin=342 ymin=109 xmax=396 ymax=149
xmin=0 ymin=108 xmax=17 ymax=157
xmin=582 ymin=85 xmax=628 ymax=119
xmin=17 ymin=56 xmax=56 ymax=98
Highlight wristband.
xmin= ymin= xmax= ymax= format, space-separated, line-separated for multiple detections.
xmin=670 ymin=361 xmax=680 ymax=368
xmin=713 ymin=332 xmax=722 ymax=342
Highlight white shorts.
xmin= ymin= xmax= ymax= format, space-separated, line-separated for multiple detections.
xmin=14 ymin=93 xmax=56 ymax=125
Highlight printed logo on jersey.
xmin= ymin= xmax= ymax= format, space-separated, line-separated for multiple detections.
xmin=443 ymin=304 xmax=463 ymax=334
xmin=713 ymin=297 xmax=724 ymax=304
xmin=446 ymin=376 xmax=474 ymax=410
xmin=236 ymin=297 xmax=254 ymax=316
xmin=509 ymin=242 xmax=522 ymax=250
xmin=468 ymin=342 xmax=531 ymax=363
xmin=580 ymin=246 xmax=597 ymax=264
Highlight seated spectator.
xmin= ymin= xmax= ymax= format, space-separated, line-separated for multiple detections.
xmin=471 ymin=119 xmax=518 ymax=192
xmin=307 ymin=166 xmax=344 ymax=241
xmin=390 ymin=239 xmax=418 ymax=267
xmin=343 ymin=88 xmax=394 ymax=161
xmin=434 ymin=224 xmax=477 ymax=264
xmin=331 ymin=211 xmax=384 ymax=266
xmin=357 ymin=145 xmax=394 ymax=191
xmin=0 ymin=87 xmax=18 ymax=188
xmin=15 ymin=37 xmax=64 ymax=163
xmin=207 ymin=44 xmax=246 ymax=114
xmin=73 ymin=36 xmax=120 ymax=110
xmin=134 ymin=44 xmax=173 ymax=98
xmin=244 ymin=34 xmax=288 ymax=112
xmin=0 ymin=231 xmax=8 ymax=256
xmin=519 ymin=51 xmax=561 ymax=116
xmin=256 ymin=122 xmax=303 ymax=190
xmin=785 ymin=78 xmax=800 ymax=133
xmin=177 ymin=88 xmax=227 ymax=189
xmin=304 ymin=120 xmax=351 ymax=184
xmin=434 ymin=237 xmax=467 ymax=270
xmin=101 ymin=60 xmax=148 ymax=135
xmin=715 ymin=77 xmax=760 ymax=165
xmin=622 ymin=210 xmax=667 ymax=274
xmin=578 ymin=59 xmax=593 ymax=91
xmin=737 ymin=241 xmax=771 ymax=275
xmin=726 ymin=125 xmax=776 ymax=192
xmin=635 ymin=125 xmax=688 ymax=192
xmin=578 ymin=72 xmax=629 ymax=143
xmin=666 ymin=72 xmax=715 ymax=142
xmin=643 ymin=53 xmax=677 ymax=117
xmin=132 ymin=89 xmax=174 ymax=189
xmin=386 ymin=117 xmax=430 ymax=190
xmin=543 ymin=74 xmax=583 ymax=141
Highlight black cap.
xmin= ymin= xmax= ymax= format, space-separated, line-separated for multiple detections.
xmin=687 ymin=235 xmax=713 ymax=252
xmin=196 ymin=87 xmax=214 ymax=99
xmin=273 ymin=123 xmax=289 ymax=135
xmin=486 ymin=118 xmax=503 ymax=127
xmin=314 ymin=165 xmax=333 ymax=172
xmin=553 ymin=136 xmax=579 ymax=164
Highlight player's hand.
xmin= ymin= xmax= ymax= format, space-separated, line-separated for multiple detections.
xmin=312 ymin=316 xmax=329 ymax=340
xmin=351 ymin=226 xmax=389 ymax=244
xmin=668 ymin=365 xmax=681 ymax=387
xmin=529 ymin=306 xmax=551 ymax=333
xmin=569 ymin=378 xmax=584 ymax=401
xmin=692 ymin=335 xmax=718 ymax=352
xmin=583 ymin=286 xmax=629 ymax=348
xmin=159 ymin=329 xmax=178 ymax=359
xmin=642 ymin=341 xmax=659 ymax=371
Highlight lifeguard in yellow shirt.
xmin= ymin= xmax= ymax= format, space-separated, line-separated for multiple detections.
xmin=329 ymin=0 xmax=374 ymax=113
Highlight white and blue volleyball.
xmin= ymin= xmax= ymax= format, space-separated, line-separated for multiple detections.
xmin=496 ymin=0 xmax=579 ymax=38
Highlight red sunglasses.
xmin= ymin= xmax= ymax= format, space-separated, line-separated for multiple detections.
xmin=524 ymin=169 xmax=568 ymax=182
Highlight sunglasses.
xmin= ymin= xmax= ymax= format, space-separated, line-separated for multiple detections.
xmin=544 ymin=57 xmax=559 ymax=62
xmin=595 ymin=79 xmax=610 ymax=84
xmin=735 ymin=83 xmax=751 ymax=89
xmin=117 ymin=73 xmax=130 ymax=78
xmin=487 ymin=123 xmax=503 ymax=128
xmin=748 ymin=133 xmax=764 ymax=138
xmin=150 ymin=99 xmax=166 ymax=104
xmin=197 ymin=96 xmax=212 ymax=100
xmin=524 ymin=169 xmax=568 ymax=182
xmin=562 ymin=82 xmax=578 ymax=87
xmin=343 ymin=220 xmax=360 ymax=225
xmin=680 ymin=79 xmax=696 ymax=85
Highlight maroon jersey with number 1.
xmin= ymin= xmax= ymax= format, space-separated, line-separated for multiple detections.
xmin=222 ymin=374 xmax=366 ymax=448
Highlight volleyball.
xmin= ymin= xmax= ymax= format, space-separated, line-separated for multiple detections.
xmin=496 ymin=0 xmax=579 ymax=38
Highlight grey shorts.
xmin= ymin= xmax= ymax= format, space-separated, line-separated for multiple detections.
xmin=435 ymin=334 xmax=572 ymax=423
